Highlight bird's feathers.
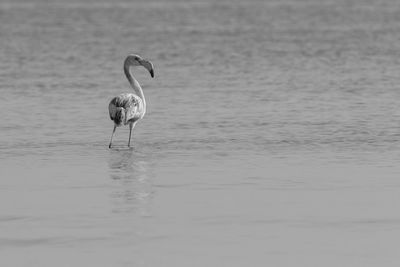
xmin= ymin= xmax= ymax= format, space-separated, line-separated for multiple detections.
xmin=109 ymin=93 xmax=144 ymax=125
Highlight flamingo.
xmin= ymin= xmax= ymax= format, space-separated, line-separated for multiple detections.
xmin=108 ymin=54 xmax=154 ymax=148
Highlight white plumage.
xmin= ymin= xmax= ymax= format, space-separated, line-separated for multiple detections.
xmin=108 ymin=54 xmax=154 ymax=148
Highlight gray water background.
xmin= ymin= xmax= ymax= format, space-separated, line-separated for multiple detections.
xmin=1 ymin=0 xmax=400 ymax=266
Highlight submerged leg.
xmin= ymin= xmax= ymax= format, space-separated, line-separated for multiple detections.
xmin=109 ymin=125 xmax=117 ymax=148
xmin=128 ymin=122 xmax=137 ymax=147
xmin=128 ymin=123 xmax=133 ymax=147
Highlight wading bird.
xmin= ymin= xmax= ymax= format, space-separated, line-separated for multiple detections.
xmin=108 ymin=54 xmax=154 ymax=148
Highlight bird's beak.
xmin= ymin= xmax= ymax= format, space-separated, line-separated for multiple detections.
xmin=140 ymin=59 xmax=154 ymax=78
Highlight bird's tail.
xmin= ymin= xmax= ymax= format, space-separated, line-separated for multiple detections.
xmin=114 ymin=107 xmax=126 ymax=125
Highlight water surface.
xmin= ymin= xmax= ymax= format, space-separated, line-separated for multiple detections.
xmin=1 ymin=0 xmax=400 ymax=266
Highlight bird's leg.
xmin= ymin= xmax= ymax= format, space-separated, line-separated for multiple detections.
xmin=109 ymin=125 xmax=117 ymax=148
xmin=128 ymin=123 xmax=133 ymax=147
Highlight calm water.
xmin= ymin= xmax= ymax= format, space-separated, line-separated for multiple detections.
xmin=1 ymin=0 xmax=400 ymax=266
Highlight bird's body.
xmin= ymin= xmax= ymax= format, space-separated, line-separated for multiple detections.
xmin=109 ymin=93 xmax=144 ymax=126
xmin=108 ymin=54 xmax=154 ymax=148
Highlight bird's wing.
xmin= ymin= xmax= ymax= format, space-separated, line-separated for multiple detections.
xmin=109 ymin=99 xmax=118 ymax=120
xmin=125 ymin=95 xmax=143 ymax=122
xmin=109 ymin=94 xmax=129 ymax=120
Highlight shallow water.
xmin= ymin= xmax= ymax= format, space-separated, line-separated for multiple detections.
xmin=1 ymin=0 xmax=400 ymax=266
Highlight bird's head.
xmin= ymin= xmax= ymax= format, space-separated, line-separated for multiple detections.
xmin=126 ymin=54 xmax=154 ymax=78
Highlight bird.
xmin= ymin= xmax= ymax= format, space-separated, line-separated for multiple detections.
xmin=108 ymin=54 xmax=154 ymax=148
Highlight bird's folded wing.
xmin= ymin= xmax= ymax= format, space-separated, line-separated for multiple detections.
xmin=125 ymin=105 xmax=137 ymax=121
xmin=109 ymin=102 xmax=118 ymax=120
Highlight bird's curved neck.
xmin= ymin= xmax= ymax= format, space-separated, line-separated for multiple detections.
xmin=124 ymin=61 xmax=146 ymax=109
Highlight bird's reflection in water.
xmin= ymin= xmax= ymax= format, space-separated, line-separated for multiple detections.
xmin=108 ymin=148 xmax=153 ymax=215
